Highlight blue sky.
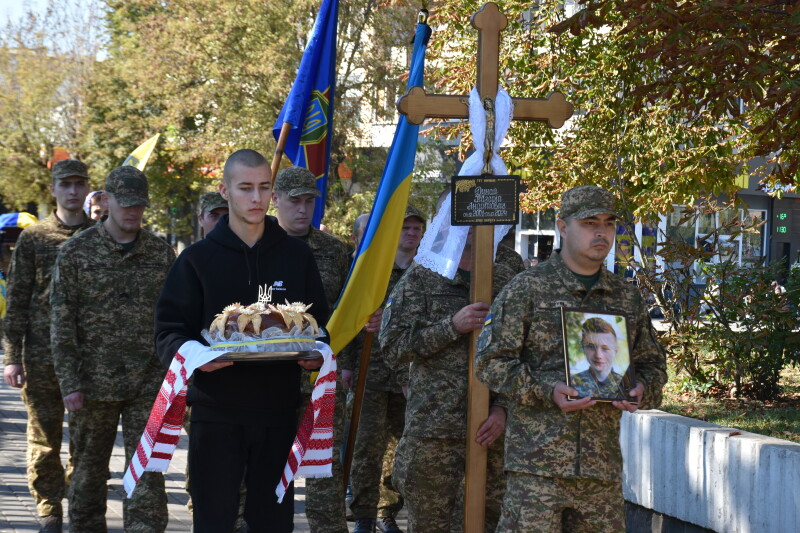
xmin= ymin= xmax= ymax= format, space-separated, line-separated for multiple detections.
xmin=0 ymin=0 xmax=46 ymax=22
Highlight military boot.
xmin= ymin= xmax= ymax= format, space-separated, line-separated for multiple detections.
xmin=353 ymin=518 xmax=376 ymax=533
xmin=376 ymin=516 xmax=403 ymax=533
xmin=39 ymin=515 xmax=62 ymax=533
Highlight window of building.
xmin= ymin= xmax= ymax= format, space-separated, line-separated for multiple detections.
xmin=518 ymin=208 xmax=556 ymax=262
xmin=662 ymin=205 xmax=767 ymax=281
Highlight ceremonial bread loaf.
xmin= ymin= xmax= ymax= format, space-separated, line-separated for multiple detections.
xmin=209 ymin=301 xmax=320 ymax=340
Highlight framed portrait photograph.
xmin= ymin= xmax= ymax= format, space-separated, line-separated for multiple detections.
xmin=561 ymin=307 xmax=637 ymax=403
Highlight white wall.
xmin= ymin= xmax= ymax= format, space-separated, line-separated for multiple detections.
xmin=621 ymin=410 xmax=800 ymax=533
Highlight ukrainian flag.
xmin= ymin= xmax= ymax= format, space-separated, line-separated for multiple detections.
xmin=272 ymin=0 xmax=339 ymax=229
xmin=123 ymin=133 xmax=160 ymax=171
xmin=0 ymin=212 xmax=38 ymax=230
xmin=327 ymin=18 xmax=431 ymax=354
xmin=0 ymin=271 xmax=6 ymax=318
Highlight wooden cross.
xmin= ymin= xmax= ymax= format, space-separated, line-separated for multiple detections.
xmin=396 ymin=4 xmax=573 ymax=532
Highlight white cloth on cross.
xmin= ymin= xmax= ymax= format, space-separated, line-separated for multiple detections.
xmin=414 ymin=86 xmax=514 ymax=279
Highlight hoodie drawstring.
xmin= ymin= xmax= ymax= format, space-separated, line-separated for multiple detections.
xmin=255 ymin=245 xmax=261 ymax=287
xmin=242 ymin=243 xmax=263 ymax=287
xmin=243 ymin=244 xmax=252 ymax=286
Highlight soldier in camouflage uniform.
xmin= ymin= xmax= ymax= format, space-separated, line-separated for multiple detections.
xmin=197 ymin=191 xmax=229 ymax=239
xmin=51 ymin=166 xmax=175 ymax=532
xmin=3 ymin=160 xmax=92 ymax=532
xmin=379 ymin=228 xmax=514 ymax=533
xmin=495 ymin=243 xmax=525 ymax=275
xmin=272 ymin=166 xmax=351 ymax=533
xmin=475 ymin=186 xmax=668 ymax=532
xmin=570 ymin=317 xmax=631 ymax=400
xmin=496 ymin=229 xmax=525 ymax=275
xmin=340 ymin=205 xmax=426 ymax=533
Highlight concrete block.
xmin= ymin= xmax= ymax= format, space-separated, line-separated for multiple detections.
xmin=621 ymin=410 xmax=800 ymax=533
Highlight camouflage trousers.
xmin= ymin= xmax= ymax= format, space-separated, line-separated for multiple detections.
xmin=349 ymin=389 xmax=405 ymax=520
xmin=300 ymin=383 xmax=348 ymax=533
xmin=392 ymin=435 xmax=505 ymax=533
xmin=69 ymin=396 xmax=167 ymax=533
xmin=20 ymin=362 xmax=72 ymax=518
xmin=495 ymin=472 xmax=624 ymax=533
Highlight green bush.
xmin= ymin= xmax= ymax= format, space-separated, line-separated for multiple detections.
xmin=626 ymin=205 xmax=799 ymax=401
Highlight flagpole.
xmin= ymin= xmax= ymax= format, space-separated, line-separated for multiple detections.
xmin=271 ymin=122 xmax=292 ymax=178
xmin=342 ymin=331 xmax=373 ymax=486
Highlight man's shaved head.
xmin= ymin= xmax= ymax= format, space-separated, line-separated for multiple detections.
xmin=223 ymin=149 xmax=269 ymax=184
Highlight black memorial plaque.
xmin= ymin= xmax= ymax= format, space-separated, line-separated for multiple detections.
xmin=451 ymin=175 xmax=520 ymax=226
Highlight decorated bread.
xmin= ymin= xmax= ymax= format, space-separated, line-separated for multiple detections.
xmin=201 ymin=284 xmax=322 ymax=355
xmin=208 ymin=300 xmax=320 ymax=339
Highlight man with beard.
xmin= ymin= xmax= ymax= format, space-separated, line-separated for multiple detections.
xmin=475 ymin=185 xmax=667 ymax=532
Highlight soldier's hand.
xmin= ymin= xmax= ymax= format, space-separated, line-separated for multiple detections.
xmin=612 ymin=382 xmax=643 ymax=413
xmin=3 ymin=364 xmax=25 ymax=388
xmin=552 ymin=382 xmax=596 ymax=412
xmin=297 ymin=356 xmax=324 ymax=370
xmin=364 ymin=308 xmax=383 ymax=333
xmin=476 ymin=405 xmax=506 ymax=446
xmin=198 ymin=360 xmax=234 ymax=373
xmin=63 ymin=391 xmax=84 ymax=412
xmin=452 ymin=302 xmax=490 ymax=334
xmin=341 ymin=369 xmax=354 ymax=389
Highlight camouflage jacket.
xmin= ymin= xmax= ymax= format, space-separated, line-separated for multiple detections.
xmin=496 ymin=243 xmax=525 ymax=275
xmin=475 ymin=251 xmax=667 ymax=482
xmin=299 ymin=226 xmax=350 ymax=391
xmin=50 ymin=222 xmax=175 ymax=401
xmin=571 ymin=369 xmax=629 ymax=399
xmin=379 ymin=262 xmax=514 ymax=439
xmin=3 ymin=213 xmax=93 ymax=366
xmin=340 ymin=262 xmax=409 ymax=391
xmin=300 ymin=226 xmax=350 ymax=309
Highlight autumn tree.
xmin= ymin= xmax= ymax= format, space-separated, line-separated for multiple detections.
xmin=0 ymin=0 xmax=104 ymax=210
xmin=421 ymin=0 xmax=798 ymax=220
xmin=552 ymin=0 xmax=800 ymax=190
xmin=83 ymin=0 xmax=432 ymax=242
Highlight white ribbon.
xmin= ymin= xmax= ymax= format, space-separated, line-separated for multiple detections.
xmin=414 ymin=86 xmax=514 ymax=279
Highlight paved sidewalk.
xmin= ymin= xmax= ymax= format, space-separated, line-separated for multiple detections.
xmin=1 ymin=377 xmax=407 ymax=532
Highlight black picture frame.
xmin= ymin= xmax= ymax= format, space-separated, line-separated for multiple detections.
xmin=561 ymin=307 xmax=637 ymax=403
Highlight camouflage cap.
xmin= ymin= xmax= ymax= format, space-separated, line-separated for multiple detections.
xmin=273 ymin=166 xmax=321 ymax=197
xmin=52 ymin=159 xmax=89 ymax=181
xmin=404 ymin=204 xmax=426 ymax=223
xmin=104 ymin=166 xmax=150 ymax=207
xmin=198 ymin=192 xmax=228 ymax=215
xmin=559 ymin=185 xmax=617 ymax=220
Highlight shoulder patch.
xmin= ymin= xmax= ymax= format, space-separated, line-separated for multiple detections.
xmin=477 ymin=322 xmax=492 ymax=352
xmin=382 ymin=297 xmax=393 ymax=326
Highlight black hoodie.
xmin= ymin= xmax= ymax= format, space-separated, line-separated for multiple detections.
xmin=154 ymin=215 xmax=329 ymax=426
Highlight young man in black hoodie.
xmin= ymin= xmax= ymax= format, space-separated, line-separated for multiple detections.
xmin=154 ymin=149 xmax=329 ymax=533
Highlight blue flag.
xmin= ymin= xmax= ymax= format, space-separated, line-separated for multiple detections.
xmin=272 ymin=0 xmax=339 ymax=228
xmin=327 ymin=19 xmax=432 ymax=353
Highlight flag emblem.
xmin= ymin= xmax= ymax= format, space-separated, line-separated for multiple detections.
xmin=301 ymin=90 xmax=330 ymax=145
